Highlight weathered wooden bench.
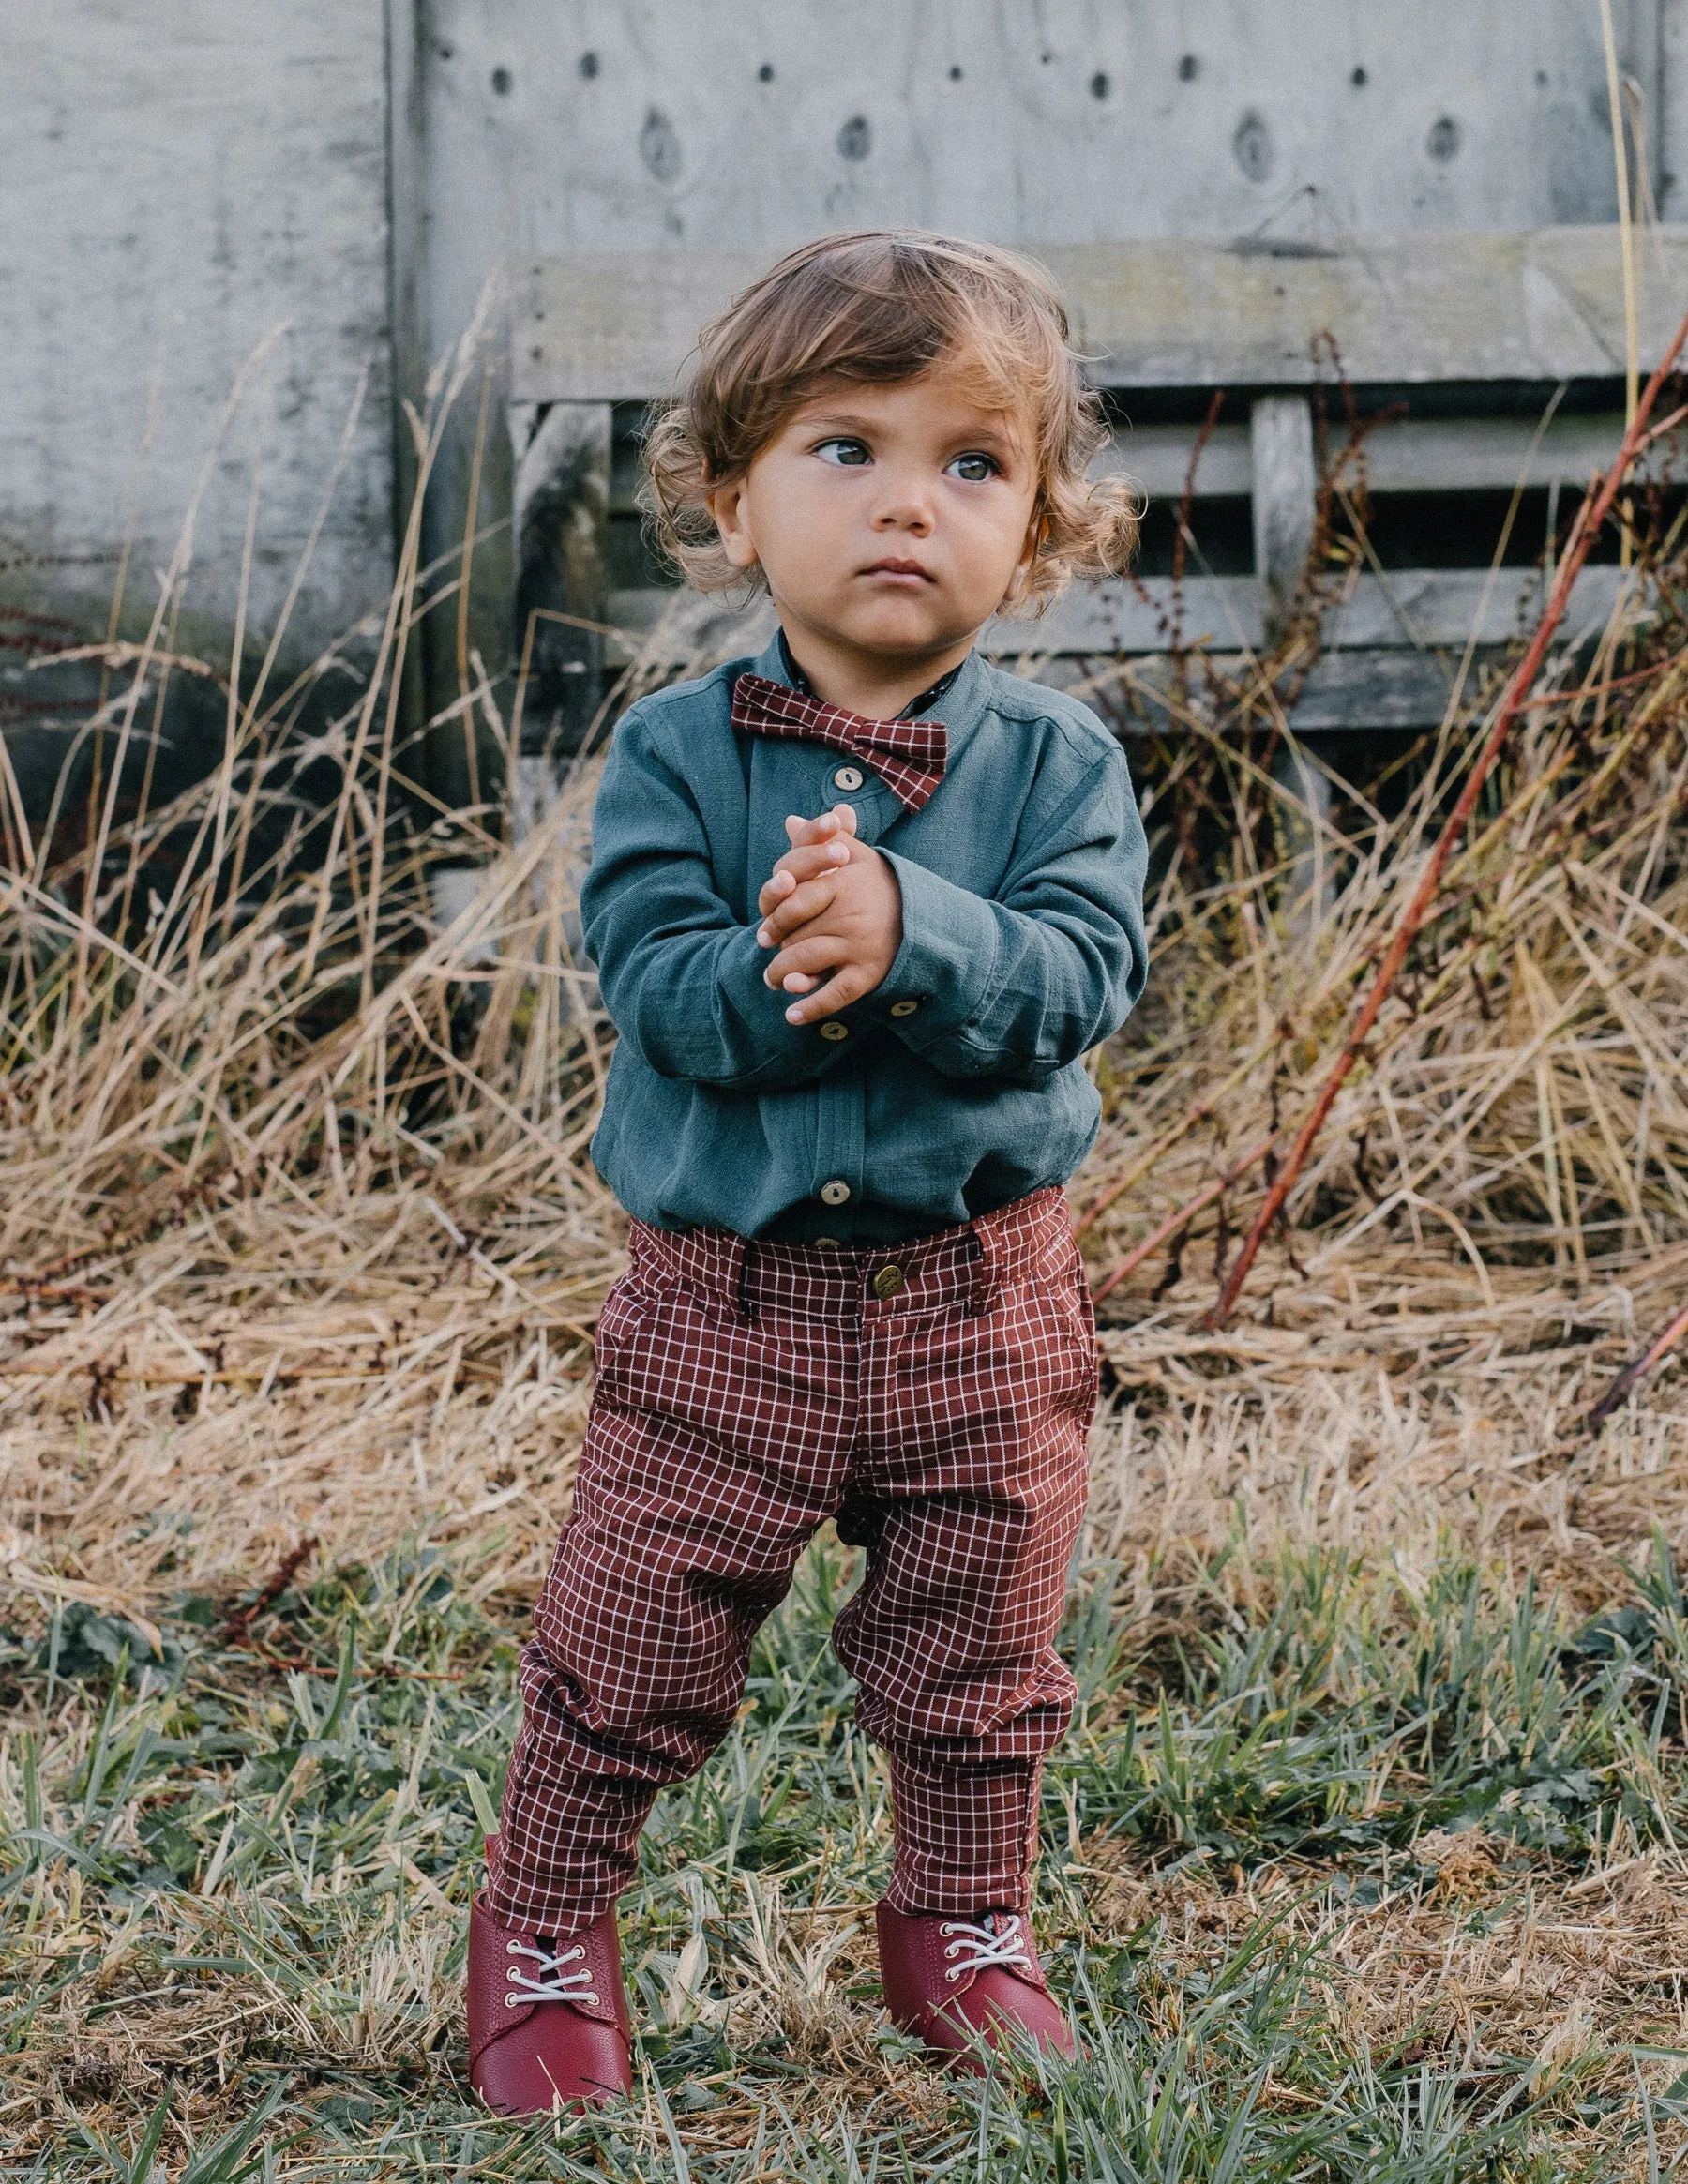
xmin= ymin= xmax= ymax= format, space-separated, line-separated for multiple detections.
xmin=505 ymin=224 xmax=1682 ymax=777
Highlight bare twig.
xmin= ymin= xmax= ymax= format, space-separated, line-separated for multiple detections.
xmin=1588 ymin=1299 xmax=1688 ymax=1434
xmin=1093 ymin=1134 xmax=1279 ymax=1303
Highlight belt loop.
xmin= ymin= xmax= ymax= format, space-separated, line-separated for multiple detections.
xmin=970 ymin=1218 xmax=1002 ymax=1318
xmin=728 ymin=1232 xmax=756 ymax=1323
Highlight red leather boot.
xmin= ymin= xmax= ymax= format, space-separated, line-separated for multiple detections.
xmin=876 ymin=1904 xmax=1077 ymax=2074
xmin=467 ymin=1890 xmax=633 ymax=2113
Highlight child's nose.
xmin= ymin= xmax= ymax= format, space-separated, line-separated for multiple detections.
xmin=871 ymin=469 xmax=935 ymax=532
xmin=873 ymin=496 xmax=933 ymax=534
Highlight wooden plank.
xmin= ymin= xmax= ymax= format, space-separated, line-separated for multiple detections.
xmin=1099 ymin=411 xmax=1658 ymax=500
xmin=605 ymin=410 xmax=1662 ymax=509
xmin=604 ymin=587 xmax=776 ymax=667
xmin=1100 ymin=423 xmax=1251 ymax=499
xmin=1318 ymin=565 xmax=1628 ymax=649
xmin=1017 ymin=565 xmax=1630 ymax=655
xmin=1251 ymin=398 xmax=1317 ymax=644
xmin=1346 ymin=412 xmax=1642 ymax=493
xmin=1056 ymin=226 xmax=1686 ymax=388
xmin=1289 ymin=652 xmax=1458 ymax=732
xmin=603 ymin=564 xmax=1634 ymax=668
xmin=988 ymin=578 xmax=1263 ymax=657
xmin=1114 ymin=651 xmax=1461 ymax=735
xmin=518 ymin=227 xmax=1688 ymax=403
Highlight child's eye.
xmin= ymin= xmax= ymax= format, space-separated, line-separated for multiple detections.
xmin=945 ymin=451 xmax=1000 ymax=483
xmin=814 ymin=438 xmax=872 ymax=467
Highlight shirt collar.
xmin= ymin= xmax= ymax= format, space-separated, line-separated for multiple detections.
xmin=763 ymin=628 xmax=972 ymax=723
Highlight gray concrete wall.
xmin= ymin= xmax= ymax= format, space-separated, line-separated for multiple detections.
xmin=1 ymin=0 xmax=394 ymax=671
xmin=416 ymin=0 xmax=1663 ymax=284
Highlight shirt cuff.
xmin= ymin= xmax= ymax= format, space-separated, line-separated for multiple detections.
xmin=717 ymin=926 xmax=860 ymax=1075
xmin=873 ymin=850 xmax=1001 ymax=1039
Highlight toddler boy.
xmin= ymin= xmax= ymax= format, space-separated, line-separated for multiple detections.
xmin=468 ymin=231 xmax=1148 ymax=2111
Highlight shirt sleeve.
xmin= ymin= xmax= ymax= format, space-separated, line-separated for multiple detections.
xmin=871 ymin=746 xmax=1148 ymax=1083
xmin=580 ymin=709 xmax=848 ymax=1091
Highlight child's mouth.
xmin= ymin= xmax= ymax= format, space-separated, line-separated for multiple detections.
xmin=861 ymin=559 xmax=934 ymax=585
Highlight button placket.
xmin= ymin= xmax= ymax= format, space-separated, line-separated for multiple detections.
xmin=812 ymin=1032 xmax=863 ymax=1251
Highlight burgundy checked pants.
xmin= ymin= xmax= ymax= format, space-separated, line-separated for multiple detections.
xmin=488 ymin=1187 xmax=1096 ymax=1931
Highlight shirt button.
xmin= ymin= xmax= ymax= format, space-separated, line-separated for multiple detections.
xmin=832 ymin=764 xmax=865 ymax=792
xmin=872 ymin=1264 xmax=905 ymax=1299
xmin=819 ymin=1020 xmax=849 ymax=1041
xmin=820 ymin=1179 xmax=852 ymax=1207
xmin=889 ymin=999 xmax=920 ymax=1017
xmin=815 ymin=1235 xmax=842 ymax=1248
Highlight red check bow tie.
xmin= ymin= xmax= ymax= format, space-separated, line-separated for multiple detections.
xmin=731 ymin=674 xmax=949 ymax=814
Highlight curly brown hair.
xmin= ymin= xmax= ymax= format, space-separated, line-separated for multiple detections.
xmin=641 ymin=230 xmax=1139 ymax=614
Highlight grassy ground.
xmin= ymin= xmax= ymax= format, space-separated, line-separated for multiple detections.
xmin=8 ymin=1451 xmax=1688 ymax=2179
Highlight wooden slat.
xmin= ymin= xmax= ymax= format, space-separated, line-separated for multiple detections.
xmin=1105 ymin=651 xmax=1467 ymax=736
xmin=1286 ymin=653 xmax=1459 ymax=733
xmin=1100 ymin=424 xmax=1251 ymax=499
xmin=603 ymin=565 xmax=1631 ymax=668
xmin=519 ymin=227 xmax=1688 ymax=403
xmin=605 ymin=411 xmax=1657 ymax=509
xmin=1007 ymin=565 xmax=1632 ymax=655
xmin=1102 ymin=412 xmax=1655 ymax=501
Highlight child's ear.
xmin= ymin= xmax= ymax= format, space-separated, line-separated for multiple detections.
xmin=1001 ymin=538 xmax=1037 ymax=609
xmin=704 ymin=475 xmax=761 ymax=571
xmin=1003 ymin=509 xmax=1047 ymax=607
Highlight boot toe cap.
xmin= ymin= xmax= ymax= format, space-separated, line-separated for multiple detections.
xmin=471 ymin=2012 xmax=631 ymax=2113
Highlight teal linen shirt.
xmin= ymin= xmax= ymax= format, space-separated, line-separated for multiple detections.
xmin=580 ymin=635 xmax=1149 ymax=1244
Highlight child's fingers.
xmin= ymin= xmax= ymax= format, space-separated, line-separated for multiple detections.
xmin=757 ymin=876 xmax=842 ymax=944
xmin=761 ymin=931 xmax=848 ymax=991
xmin=757 ymin=856 xmax=844 ymax=924
xmin=784 ymin=806 xmax=844 ymax=845
xmin=782 ymin=804 xmax=858 ymax=846
xmin=761 ymin=840 xmax=849 ymax=903
xmin=783 ymin=961 xmax=874 ymax=1024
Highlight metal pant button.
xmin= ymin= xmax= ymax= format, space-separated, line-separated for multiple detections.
xmin=872 ymin=1264 xmax=904 ymax=1299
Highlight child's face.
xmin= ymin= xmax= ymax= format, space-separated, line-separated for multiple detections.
xmin=706 ymin=363 xmax=1040 ymax=682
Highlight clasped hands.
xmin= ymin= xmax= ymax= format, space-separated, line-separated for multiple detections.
xmin=756 ymin=805 xmax=902 ymax=1025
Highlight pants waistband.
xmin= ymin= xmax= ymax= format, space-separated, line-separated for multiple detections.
xmin=625 ymin=1187 xmax=1073 ymax=1323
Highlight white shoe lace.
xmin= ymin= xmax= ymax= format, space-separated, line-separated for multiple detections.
xmin=505 ymin=1936 xmax=600 ymax=2008
xmin=939 ymin=1913 xmax=1035 ymax=1982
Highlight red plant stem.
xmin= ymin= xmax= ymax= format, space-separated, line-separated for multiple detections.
xmin=1204 ymin=303 xmax=1688 ymax=1331
xmin=220 ymin=1536 xmax=317 ymax=1648
xmin=1588 ymin=1298 xmax=1688 ymax=1434
xmin=1092 ymin=1134 xmax=1278 ymax=1303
